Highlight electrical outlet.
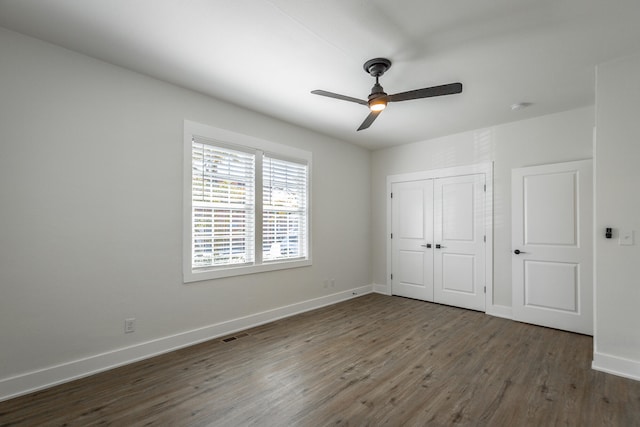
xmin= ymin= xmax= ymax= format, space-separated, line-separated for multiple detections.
xmin=124 ymin=318 xmax=136 ymax=334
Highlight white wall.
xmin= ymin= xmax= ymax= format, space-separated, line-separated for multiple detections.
xmin=0 ymin=29 xmax=371 ymax=399
xmin=371 ymin=106 xmax=594 ymax=311
xmin=593 ymin=53 xmax=640 ymax=380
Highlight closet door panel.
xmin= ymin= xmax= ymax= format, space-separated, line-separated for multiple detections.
xmin=391 ymin=180 xmax=434 ymax=301
xmin=434 ymin=174 xmax=486 ymax=311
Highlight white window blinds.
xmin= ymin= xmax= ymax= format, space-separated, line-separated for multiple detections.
xmin=185 ymin=121 xmax=311 ymax=281
xmin=262 ymin=155 xmax=308 ymax=261
xmin=191 ymin=138 xmax=255 ymax=269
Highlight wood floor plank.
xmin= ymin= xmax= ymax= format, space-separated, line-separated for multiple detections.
xmin=1 ymin=294 xmax=639 ymax=426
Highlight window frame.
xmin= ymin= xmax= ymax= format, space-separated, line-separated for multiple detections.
xmin=183 ymin=120 xmax=312 ymax=283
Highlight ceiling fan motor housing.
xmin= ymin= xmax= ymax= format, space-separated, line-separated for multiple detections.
xmin=369 ymin=82 xmax=387 ymax=100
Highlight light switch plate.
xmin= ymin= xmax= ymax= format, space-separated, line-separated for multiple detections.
xmin=619 ymin=230 xmax=634 ymax=246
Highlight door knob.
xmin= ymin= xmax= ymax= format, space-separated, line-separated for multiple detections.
xmin=514 ymin=249 xmax=526 ymax=254
xmin=435 ymin=244 xmax=445 ymax=249
xmin=421 ymin=243 xmax=432 ymax=248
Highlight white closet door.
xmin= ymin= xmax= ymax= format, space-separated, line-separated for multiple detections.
xmin=433 ymin=174 xmax=486 ymax=311
xmin=391 ymin=180 xmax=434 ymax=301
xmin=512 ymin=160 xmax=593 ymax=335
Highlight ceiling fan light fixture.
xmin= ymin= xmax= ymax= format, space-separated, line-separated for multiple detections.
xmin=369 ymin=97 xmax=387 ymax=112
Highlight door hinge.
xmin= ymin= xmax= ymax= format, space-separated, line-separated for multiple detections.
xmin=483 ymin=184 xmax=486 ymax=192
xmin=484 ymin=235 xmax=486 ymax=242
xmin=391 ymin=233 xmax=393 ymax=239
xmin=484 ymin=286 xmax=486 ymax=294
xmin=391 ymin=273 xmax=393 ymax=280
xmin=391 ymin=192 xmax=393 ymax=199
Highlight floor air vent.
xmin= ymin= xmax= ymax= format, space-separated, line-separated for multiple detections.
xmin=221 ymin=332 xmax=249 ymax=343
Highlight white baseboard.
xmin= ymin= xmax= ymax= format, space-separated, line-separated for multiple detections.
xmin=373 ymin=283 xmax=391 ymax=295
xmin=372 ymin=287 xmax=512 ymax=321
xmin=0 ymin=284 xmax=373 ymax=403
xmin=486 ymin=304 xmax=513 ymax=319
xmin=592 ymin=351 xmax=640 ymax=382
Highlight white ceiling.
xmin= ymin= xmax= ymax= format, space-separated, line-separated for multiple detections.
xmin=1 ymin=1 xmax=640 ymax=149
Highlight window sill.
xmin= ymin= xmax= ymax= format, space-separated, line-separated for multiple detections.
xmin=184 ymin=258 xmax=312 ymax=283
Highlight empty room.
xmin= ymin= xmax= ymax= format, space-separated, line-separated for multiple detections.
xmin=1 ymin=1 xmax=639 ymax=425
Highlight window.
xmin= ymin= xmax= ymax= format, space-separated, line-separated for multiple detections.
xmin=262 ymin=155 xmax=308 ymax=262
xmin=184 ymin=121 xmax=311 ymax=282
xmin=191 ymin=141 xmax=255 ymax=268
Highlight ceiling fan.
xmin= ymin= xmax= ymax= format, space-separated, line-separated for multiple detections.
xmin=311 ymin=58 xmax=463 ymax=131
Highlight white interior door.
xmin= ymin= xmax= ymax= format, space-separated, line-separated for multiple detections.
xmin=391 ymin=180 xmax=434 ymax=301
xmin=433 ymin=174 xmax=486 ymax=311
xmin=512 ymin=159 xmax=593 ymax=335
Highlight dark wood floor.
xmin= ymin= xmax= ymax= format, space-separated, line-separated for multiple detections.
xmin=1 ymin=294 xmax=640 ymax=426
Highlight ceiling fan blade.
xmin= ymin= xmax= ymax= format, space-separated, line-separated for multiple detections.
xmin=311 ymin=90 xmax=368 ymax=106
xmin=388 ymin=82 xmax=463 ymax=102
xmin=357 ymin=110 xmax=382 ymax=131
